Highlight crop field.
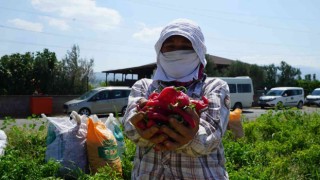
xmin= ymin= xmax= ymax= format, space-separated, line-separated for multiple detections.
xmin=0 ymin=109 xmax=319 ymax=179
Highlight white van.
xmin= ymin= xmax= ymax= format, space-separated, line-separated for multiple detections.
xmin=258 ymin=87 xmax=304 ymax=109
xmin=305 ymin=88 xmax=320 ymax=107
xmin=63 ymin=86 xmax=131 ymax=115
xmin=208 ymin=76 xmax=254 ymax=109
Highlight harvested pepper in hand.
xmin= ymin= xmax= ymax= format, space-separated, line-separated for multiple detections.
xmin=190 ymin=96 xmax=209 ymax=114
xmin=136 ymin=86 xmax=209 ymax=129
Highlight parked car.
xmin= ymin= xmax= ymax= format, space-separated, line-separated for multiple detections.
xmin=63 ymin=86 xmax=131 ymax=115
xmin=304 ymin=88 xmax=320 ymax=107
xmin=258 ymin=87 xmax=304 ymax=109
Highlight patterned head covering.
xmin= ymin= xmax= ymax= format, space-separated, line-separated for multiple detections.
xmin=153 ymin=18 xmax=207 ymax=82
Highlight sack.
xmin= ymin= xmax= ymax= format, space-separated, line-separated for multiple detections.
xmin=105 ymin=113 xmax=125 ymax=158
xmin=43 ymin=112 xmax=89 ymax=176
xmin=228 ymin=108 xmax=244 ymax=139
xmin=0 ymin=130 xmax=7 ymax=156
xmin=86 ymin=116 xmax=122 ymax=175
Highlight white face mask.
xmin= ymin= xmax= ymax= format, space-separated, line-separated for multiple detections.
xmin=159 ymin=50 xmax=200 ymax=79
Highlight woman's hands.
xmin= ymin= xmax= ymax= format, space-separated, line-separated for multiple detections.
xmin=130 ymin=98 xmax=199 ymax=151
xmin=155 ymin=107 xmax=199 ymax=151
xmin=130 ymin=112 xmax=169 ymax=145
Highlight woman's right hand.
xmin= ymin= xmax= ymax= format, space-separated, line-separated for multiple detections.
xmin=129 ymin=100 xmax=168 ymax=145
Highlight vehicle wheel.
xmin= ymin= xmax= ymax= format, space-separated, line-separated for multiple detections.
xmin=297 ymin=101 xmax=303 ymax=109
xmin=233 ymin=102 xmax=243 ymax=110
xmin=317 ymin=104 xmax=320 ymax=107
xmin=260 ymin=106 xmax=265 ymax=109
xmin=121 ymin=106 xmax=127 ymax=116
xmin=79 ymin=108 xmax=91 ymax=116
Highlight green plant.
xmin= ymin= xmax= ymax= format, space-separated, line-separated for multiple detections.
xmin=0 ymin=116 xmax=60 ymax=179
xmin=1 ymin=109 xmax=320 ymax=179
xmin=224 ymin=109 xmax=320 ymax=179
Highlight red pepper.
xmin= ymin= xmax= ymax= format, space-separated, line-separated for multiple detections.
xmin=202 ymin=96 xmax=209 ymax=105
xmin=145 ymin=99 xmax=170 ymax=110
xmin=190 ymin=96 xmax=209 ymax=114
xmin=146 ymin=111 xmax=169 ymax=122
xmin=176 ymin=91 xmax=190 ymax=108
xmin=137 ymin=86 xmax=202 ymax=129
xmin=156 ymin=86 xmax=179 ymax=105
xmin=148 ymin=92 xmax=159 ymax=100
xmin=169 ymin=104 xmax=196 ymax=128
xmin=149 ymin=107 xmax=171 ymax=116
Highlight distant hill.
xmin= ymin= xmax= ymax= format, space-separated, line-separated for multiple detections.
xmin=91 ymin=72 xmax=123 ymax=86
xmin=90 ymin=72 xmax=105 ymax=86
xmin=94 ymin=72 xmax=105 ymax=81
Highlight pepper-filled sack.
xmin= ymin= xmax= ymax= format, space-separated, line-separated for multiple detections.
xmin=228 ymin=108 xmax=244 ymax=139
xmin=86 ymin=117 xmax=122 ymax=175
xmin=43 ymin=112 xmax=89 ymax=177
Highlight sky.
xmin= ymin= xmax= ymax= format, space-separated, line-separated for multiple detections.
xmin=1 ymin=0 xmax=320 ymax=79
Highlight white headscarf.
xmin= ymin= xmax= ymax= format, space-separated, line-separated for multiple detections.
xmin=153 ymin=18 xmax=207 ymax=82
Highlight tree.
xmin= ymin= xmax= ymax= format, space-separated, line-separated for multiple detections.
xmin=277 ymin=61 xmax=301 ymax=86
xmin=226 ymin=60 xmax=250 ymax=77
xmin=249 ymin=64 xmax=265 ymax=90
xmin=62 ymin=45 xmax=94 ymax=94
xmin=204 ymin=54 xmax=220 ymax=76
xmin=33 ymin=49 xmax=59 ymax=94
xmin=0 ymin=45 xmax=94 ymax=95
xmin=0 ymin=53 xmax=35 ymax=95
xmin=305 ymin=74 xmax=311 ymax=81
xmin=263 ymin=64 xmax=278 ymax=89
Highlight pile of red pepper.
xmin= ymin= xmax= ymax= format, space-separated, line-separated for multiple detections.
xmin=136 ymin=86 xmax=209 ymax=130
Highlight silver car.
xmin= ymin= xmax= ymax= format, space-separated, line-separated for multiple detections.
xmin=63 ymin=86 xmax=131 ymax=115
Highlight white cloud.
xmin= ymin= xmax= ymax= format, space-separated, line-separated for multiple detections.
xmin=41 ymin=16 xmax=69 ymax=31
xmin=133 ymin=23 xmax=162 ymax=42
xmin=31 ymin=0 xmax=121 ymax=31
xmin=8 ymin=18 xmax=43 ymax=32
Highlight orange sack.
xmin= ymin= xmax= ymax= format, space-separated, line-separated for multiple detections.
xmin=228 ymin=108 xmax=244 ymax=139
xmin=86 ymin=117 xmax=122 ymax=175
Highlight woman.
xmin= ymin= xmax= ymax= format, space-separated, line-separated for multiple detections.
xmin=123 ymin=18 xmax=230 ymax=179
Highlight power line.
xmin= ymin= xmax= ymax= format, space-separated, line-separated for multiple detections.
xmin=0 ymin=6 xmax=102 ymax=25
xmin=0 ymin=24 xmax=313 ymax=49
xmin=1 ymin=4 xmax=319 ymax=35
xmin=125 ymin=1 xmax=320 ymax=35
xmin=1 ymin=38 xmax=319 ymax=59
xmin=131 ymin=1 xmax=318 ymax=22
xmin=0 ymin=24 xmax=150 ymax=50
xmin=0 ymin=38 xmax=154 ymax=58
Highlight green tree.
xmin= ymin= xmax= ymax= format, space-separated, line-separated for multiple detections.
xmin=226 ymin=60 xmax=250 ymax=77
xmin=33 ymin=49 xmax=59 ymax=94
xmin=62 ymin=45 xmax=94 ymax=94
xmin=305 ymin=74 xmax=311 ymax=81
xmin=204 ymin=54 xmax=221 ymax=76
xmin=277 ymin=61 xmax=301 ymax=86
xmin=249 ymin=64 xmax=265 ymax=90
xmin=263 ymin=64 xmax=278 ymax=89
xmin=0 ymin=53 xmax=34 ymax=95
xmin=296 ymin=79 xmax=320 ymax=95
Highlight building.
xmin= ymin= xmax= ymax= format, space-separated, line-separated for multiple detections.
xmin=102 ymin=54 xmax=234 ymax=87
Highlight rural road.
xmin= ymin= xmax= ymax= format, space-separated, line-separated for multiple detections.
xmin=1 ymin=106 xmax=319 ymax=128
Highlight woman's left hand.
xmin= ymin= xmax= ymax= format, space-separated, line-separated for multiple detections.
xmin=155 ymin=107 xmax=200 ymax=151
